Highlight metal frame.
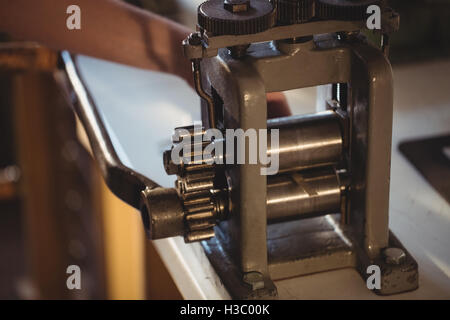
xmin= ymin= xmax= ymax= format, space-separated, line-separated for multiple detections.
xmin=199 ymin=34 xmax=417 ymax=299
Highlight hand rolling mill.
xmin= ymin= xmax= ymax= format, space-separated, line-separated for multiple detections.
xmin=139 ymin=0 xmax=418 ymax=299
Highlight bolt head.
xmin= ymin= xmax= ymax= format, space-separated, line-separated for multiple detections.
xmin=383 ymin=247 xmax=406 ymax=265
xmin=188 ymin=32 xmax=202 ymax=46
xmin=224 ymin=0 xmax=250 ymax=13
xmin=243 ymin=272 xmax=265 ymax=291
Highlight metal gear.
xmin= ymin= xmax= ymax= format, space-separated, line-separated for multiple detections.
xmin=197 ymin=0 xmax=276 ymax=35
xmin=164 ymin=125 xmax=222 ymax=243
xmin=316 ymin=0 xmax=382 ymax=21
xmin=274 ymin=0 xmax=315 ymax=25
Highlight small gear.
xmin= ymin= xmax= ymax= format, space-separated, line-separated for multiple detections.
xmin=178 ymin=170 xmax=217 ymax=243
xmin=165 ymin=125 xmax=221 ymax=243
xmin=198 ymin=0 xmax=276 ymax=36
xmin=274 ymin=0 xmax=315 ymax=25
xmin=316 ymin=0 xmax=381 ymax=21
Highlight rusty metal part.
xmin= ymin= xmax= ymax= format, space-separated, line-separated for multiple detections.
xmin=198 ymin=0 xmax=276 ymax=35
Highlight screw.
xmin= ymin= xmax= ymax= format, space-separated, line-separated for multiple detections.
xmin=243 ymin=272 xmax=265 ymax=291
xmin=224 ymin=0 xmax=250 ymax=13
xmin=188 ymin=33 xmax=202 ymax=46
xmin=228 ymin=44 xmax=250 ymax=59
xmin=383 ymin=247 xmax=406 ymax=265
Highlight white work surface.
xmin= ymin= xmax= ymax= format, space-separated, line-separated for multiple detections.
xmin=77 ymin=54 xmax=450 ymax=299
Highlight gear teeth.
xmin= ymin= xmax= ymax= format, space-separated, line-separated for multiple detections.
xmin=185 ymin=228 xmax=215 ymax=243
xmin=316 ymin=0 xmax=382 ymax=21
xmin=179 ymin=188 xmax=211 ymax=200
xmin=186 ymin=203 xmax=215 ymax=215
xmin=198 ymin=0 xmax=276 ymax=36
xmin=183 ymin=170 xmax=216 ymax=183
xmin=167 ymin=124 xmax=219 ymax=243
xmin=181 ymin=179 xmax=214 ymax=194
xmin=186 ymin=210 xmax=216 ymax=221
xmin=187 ymin=218 xmax=216 ymax=231
xmin=275 ymin=0 xmax=315 ymax=25
xmin=183 ymin=196 xmax=213 ymax=207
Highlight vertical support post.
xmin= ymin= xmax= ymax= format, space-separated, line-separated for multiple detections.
xmin=350 ymin=43 xmax=393 ymax=259
xmin=202 ymin=53 xmax=275 ymax=295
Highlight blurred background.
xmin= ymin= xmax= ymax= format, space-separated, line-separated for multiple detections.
xmin=0 ymin=0 xmax=449 ymax=299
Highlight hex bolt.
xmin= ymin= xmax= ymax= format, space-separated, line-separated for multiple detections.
xmin=243 ymin=272 xmax=265 ymax=291
xmin=383 ymin=247 xmax=406 ymax=265
xmin=188 ymin=32 xmax=202 ymax=46
xmin=224 ymin=0 xmax=250 ymax=13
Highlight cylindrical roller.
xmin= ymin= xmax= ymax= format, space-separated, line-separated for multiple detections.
xmin=268 ymin=111 xmax=343 ymax=173
xmin=267 ymin=168 xmax=341 ymax=223
xmin=165 ymin=111 xmax=343 ymax=175
xmin=141 ymin=169 xmax=342 ymax=239
xmin=140 ymin=187 xmax=185 ymax=240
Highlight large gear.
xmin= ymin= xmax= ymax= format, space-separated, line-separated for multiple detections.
xmin=274 ymin=0 xmax=315 ymax=25
xmin=198 ymin=0 xmax=276 ymax=36
xmin=316 ymin=0 xmax=382 ymax=21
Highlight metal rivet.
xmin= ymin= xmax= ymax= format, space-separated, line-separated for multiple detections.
xmin=188 ymin=33 xmax=202 ymax=46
